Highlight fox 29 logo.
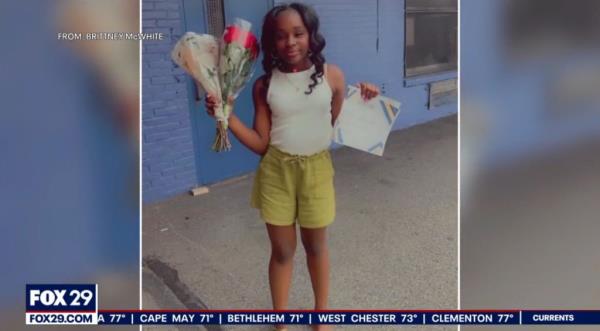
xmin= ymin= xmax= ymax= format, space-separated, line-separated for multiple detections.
xmin=26 ymin=284 xmax=97 ymax=325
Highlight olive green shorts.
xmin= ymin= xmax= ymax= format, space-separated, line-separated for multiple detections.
xmin=251 ymin=145 xmax=335 ymax=229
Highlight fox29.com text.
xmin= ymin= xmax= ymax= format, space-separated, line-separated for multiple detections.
xmin=25 ymin=284 xmax=600 ymax=326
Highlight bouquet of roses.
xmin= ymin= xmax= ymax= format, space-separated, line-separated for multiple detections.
xmin=171 ymin=18 xmax=259 ymax=152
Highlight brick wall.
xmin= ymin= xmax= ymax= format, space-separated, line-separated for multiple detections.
xmin=142 ymin=0 xmax=198 ymax=203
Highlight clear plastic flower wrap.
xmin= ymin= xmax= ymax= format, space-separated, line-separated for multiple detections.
xmin=171 ymin=18 xmax=259 ymax=152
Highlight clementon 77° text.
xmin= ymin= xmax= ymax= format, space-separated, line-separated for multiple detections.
xmin=58 ymin=32 xmax=164 ymax=41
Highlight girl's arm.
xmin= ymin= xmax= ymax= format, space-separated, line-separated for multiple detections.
xmin=325 ymin=64 xmax=380 ymax=126
xmin=204 ymin=77 xmax=271 ymax=155
xmin=326 ymin=64 xmax=346 ymax=126
xmin=229 ymin=77 xmax=271 ymax=155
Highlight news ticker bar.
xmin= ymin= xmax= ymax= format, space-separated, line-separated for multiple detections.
xmin=25 ymin=311 xmax=600 ymax=325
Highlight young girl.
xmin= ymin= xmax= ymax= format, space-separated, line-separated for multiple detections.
xmin=205 ymin=3 xmax=379 ymax=330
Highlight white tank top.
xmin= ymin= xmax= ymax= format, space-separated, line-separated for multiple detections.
xmin=266 ymin=64 xmax=333 ymax=156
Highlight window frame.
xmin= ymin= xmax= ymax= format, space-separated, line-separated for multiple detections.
xmin=404 ymin=0 xmax=458 ymax=81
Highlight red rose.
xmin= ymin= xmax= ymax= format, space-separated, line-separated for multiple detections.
xmin=223 ymin=26 xmax=240 ymax=44
xmin=224 ymin=26 xmax=259 ymax=59
xmin=245 ymin=34 xmax=259 ymax=59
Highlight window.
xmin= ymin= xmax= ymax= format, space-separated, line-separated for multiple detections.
xmin=504 ymin=0 xmax=600 ymax=59
xmin=405 ymin=0 xmax=457 ymax=77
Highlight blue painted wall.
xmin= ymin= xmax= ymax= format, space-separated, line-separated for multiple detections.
xmin=142 ymin=0 xmax=457 ymax=203
xmin=142 ymin=0 xmax=198 ymax=202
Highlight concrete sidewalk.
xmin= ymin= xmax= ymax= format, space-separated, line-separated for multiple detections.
xmin=142 ymin=115 xmax=457 ymax=331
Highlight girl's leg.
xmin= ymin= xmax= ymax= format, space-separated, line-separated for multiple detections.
xmin=266 ymin=223 xmax=297 ymax=330
xmin=300 ymin=226 xmax=332 ymax=331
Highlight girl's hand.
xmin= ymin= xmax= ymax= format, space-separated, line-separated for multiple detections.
xmin=205 ymin=93 xmax=234 ymax=117
xmin=205 ymin=93 xmax=219 ymax=117
xmin=358 ymin=82 xmax=380 ymax=101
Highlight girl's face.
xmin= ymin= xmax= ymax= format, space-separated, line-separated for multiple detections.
xmin=274 ymin=9 xmax=310 ymax=66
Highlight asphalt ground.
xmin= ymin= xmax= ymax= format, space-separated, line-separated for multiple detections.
xmin=142 ymin=115 xmax=458 ymax=331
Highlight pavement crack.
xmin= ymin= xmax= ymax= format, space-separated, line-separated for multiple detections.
xmin=144 ymin=256 xmax=224 ymax=331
